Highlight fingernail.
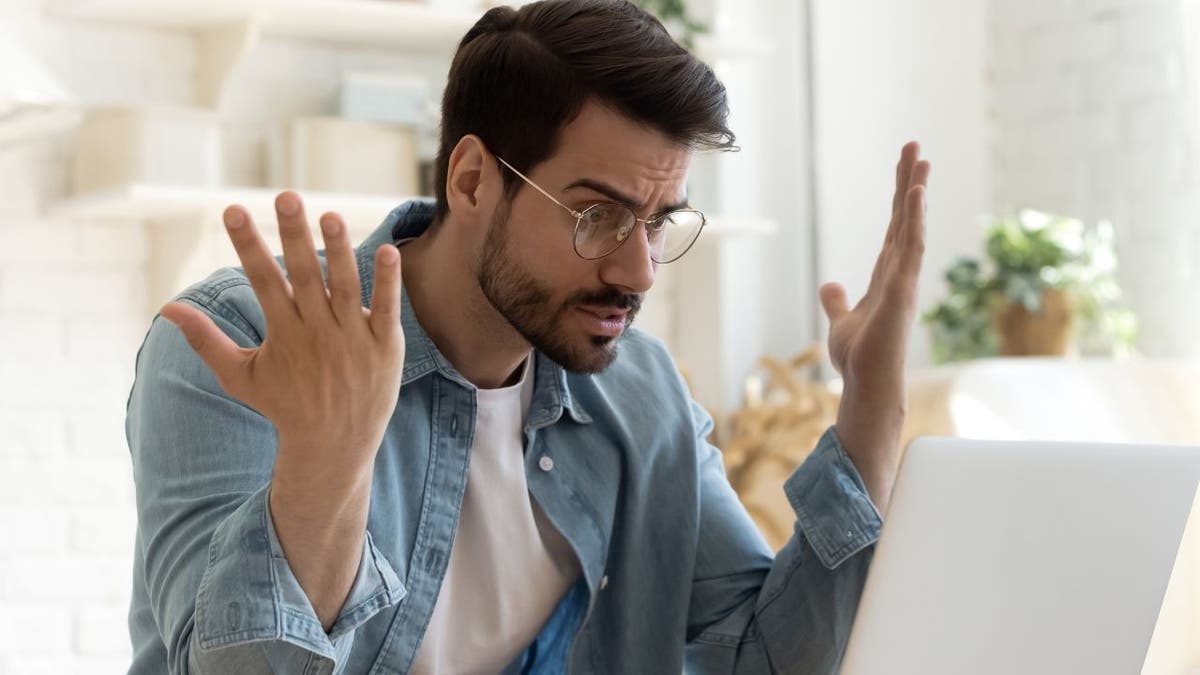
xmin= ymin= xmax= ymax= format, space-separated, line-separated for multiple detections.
xmin=224 ymin=210 xmax=244 ymax=229
xmin=277 ymin=194 xmax=298 ymax=215
xmin=321 ymin=216 xmax=339 ymax=237
xmin=379 ymin=246 xmax=398 ymax=265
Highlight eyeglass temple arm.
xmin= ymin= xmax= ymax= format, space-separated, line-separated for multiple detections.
xmin=496 ymin=155 xmax=692 ymax=226
xmin=495 ymin=156 xmax=583 ymax=219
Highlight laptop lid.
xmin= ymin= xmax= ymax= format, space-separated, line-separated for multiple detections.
xmin=839 ymin=437 xmax=1200 ymax=675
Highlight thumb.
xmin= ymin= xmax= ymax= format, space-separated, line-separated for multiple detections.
xmin=819 ymin=282 xmax=850 ymax=322
xmin=159 ymin=301 xmax=245 ymax=387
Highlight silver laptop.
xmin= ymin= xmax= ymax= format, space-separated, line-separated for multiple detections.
xmin=839 ymin=436 xmax=1200 ymax=675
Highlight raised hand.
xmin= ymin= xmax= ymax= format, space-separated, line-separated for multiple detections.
xmin=159 ymin=191 xmax=406 ymax=491
xmin=818 ymin=142 xmax=930 ymax=514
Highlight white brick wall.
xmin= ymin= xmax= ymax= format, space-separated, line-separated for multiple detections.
xmin=990 ymin=0 xmax=1200 ymax=358
xmin=0 ymin=119 xmax=146 ymax=675
xmin=0 ymin=2 xmax=445 ymax=672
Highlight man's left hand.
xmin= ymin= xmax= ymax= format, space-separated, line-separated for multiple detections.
xmin=819 ymin=141 xmax=930 ymax=516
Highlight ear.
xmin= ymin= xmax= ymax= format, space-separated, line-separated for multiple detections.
xmin=445 ymin=134 xmax=500 ymax=226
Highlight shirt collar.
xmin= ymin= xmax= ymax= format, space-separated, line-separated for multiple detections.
xmin=354 ymin=200 xmax=593 ymax=426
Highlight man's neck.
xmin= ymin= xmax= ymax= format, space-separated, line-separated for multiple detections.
xmin=398 ymin=221 xmax=533 ymax=390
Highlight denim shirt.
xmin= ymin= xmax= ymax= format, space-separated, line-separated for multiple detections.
xmin=126 ymin=200 xmax=884 ymax=675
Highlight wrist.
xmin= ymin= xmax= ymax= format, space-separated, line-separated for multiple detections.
xmin=834 ymin=387 xmax=905 ymax=466
xmin=271 ymin=441 xmax=375 ymax=526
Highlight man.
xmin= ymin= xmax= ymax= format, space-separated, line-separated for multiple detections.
xmin=126 ymin=0 xmax=930 ymax=673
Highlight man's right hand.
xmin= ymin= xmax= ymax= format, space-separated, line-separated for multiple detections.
xmin=160 ymin=191 xmax=405 ymax=631
xmin=160 ymin=191 xmax=406 ymax=492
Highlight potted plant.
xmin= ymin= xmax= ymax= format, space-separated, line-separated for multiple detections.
xmin=923 ymin=210 xmax=1137 ymax=364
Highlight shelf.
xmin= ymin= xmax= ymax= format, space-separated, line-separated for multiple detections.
xmin=43 ymin=0 xmax=766 ymax=63
xmin=44 ymin=0 xmax=768 ymax=106
xmin=50 ymin=183 xmax=410 ymax=231
xmin=49 ymin=182 xmax=776 ymax=239
xmin=45 ymin=0 xmax=479 ymax=52
xmin=45 ymin=0 xmax=484 ymax=106
xmin=0 ymin=106 xmax=82 ymax=146
xmin=702 ymin=216 xmax=776 ymax=239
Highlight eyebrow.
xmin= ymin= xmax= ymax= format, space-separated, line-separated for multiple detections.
xmin=563 ymin=178 xmax=691 ymax=215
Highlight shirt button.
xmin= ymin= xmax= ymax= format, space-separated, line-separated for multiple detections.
xmin=600 ymin=575 xmax=609 ymax=590
xmin=538 ymin=455 xmax=555 ymax=472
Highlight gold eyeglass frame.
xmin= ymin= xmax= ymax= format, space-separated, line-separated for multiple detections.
xmin=495 ymin=155 xmax=706 ymax=263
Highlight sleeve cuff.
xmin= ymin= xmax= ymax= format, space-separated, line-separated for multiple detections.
xmin=193 ymin=484 xmax=406 ymax=660
xmin=784 ymin=426 xmax=884 ymax=570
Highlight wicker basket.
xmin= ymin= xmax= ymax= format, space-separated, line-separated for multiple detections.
xmin=717 ymin=346 xmax=840 ymax=549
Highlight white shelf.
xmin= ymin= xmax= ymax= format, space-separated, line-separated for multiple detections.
xmin=44 ymin=0 xmax=765 ymax=60
xmin=50 ymin=183 xmax=410 ymax=230
xmin=44 ymin=0 xmax=767 ymax=106
xmin=0 ymin=106 xmax=82 ymax=146
xmin=702 ymin=216 xmax=776 ymax=239
xmin=49 ymin=182 xmax=776 ymax=239
xmin=45 ymin=0 xmax=479 ymax=52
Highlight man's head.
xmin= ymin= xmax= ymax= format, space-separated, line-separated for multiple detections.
xmin=435 ymin=0 xmax=735 ymax=373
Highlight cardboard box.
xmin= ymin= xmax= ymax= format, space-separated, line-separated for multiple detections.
xmin=73 ymin=106 xmax=220 ymax=194
xmin=270 ymin=116 xmax=419 ymax=197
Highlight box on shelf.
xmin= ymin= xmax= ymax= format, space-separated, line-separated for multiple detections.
xmin=340 ymin=71 xmax=433 ymax=128
xmin=269 ymin=116 xmax=420 ymax=197
xmin=73 ymin=106 xmax=220 ymax=194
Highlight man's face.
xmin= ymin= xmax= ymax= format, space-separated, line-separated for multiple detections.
xmin=476 ymin=100 xmax=692 ymax=373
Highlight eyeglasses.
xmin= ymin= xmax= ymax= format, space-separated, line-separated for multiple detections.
xmin=496 ymin=155 xmax=706 ymax=263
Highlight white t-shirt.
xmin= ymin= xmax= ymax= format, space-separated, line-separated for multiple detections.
xmin=411 ymin=356 xmax=581 ymax=674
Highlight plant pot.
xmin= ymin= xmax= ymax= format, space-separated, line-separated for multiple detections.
xmin=993 ymin=288 xmax=1076 ymax=357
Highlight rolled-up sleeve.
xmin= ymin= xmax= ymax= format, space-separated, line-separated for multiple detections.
xmin=128 ymin=292 xmax=405 ymax=675
xmin=188 ymin=484 xmax=405 ymax=673
xmin=783 ymin=427 xmax=884 ymax=570
xmin=685 ymin=395 xmax=884 ymax=675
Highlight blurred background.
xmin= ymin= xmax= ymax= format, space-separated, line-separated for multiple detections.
xmin=1 ymin=0 xmax=1199 ymax=672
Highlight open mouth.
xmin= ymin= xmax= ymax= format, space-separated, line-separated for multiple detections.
xmin=580 ymin=307 xmax=628 ymax=321
xmin=575 ymin=306 xmax=629 ymax=337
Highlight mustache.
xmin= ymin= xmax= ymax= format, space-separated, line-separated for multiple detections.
xmin=567 ymin=287 xmax=643 ymax=313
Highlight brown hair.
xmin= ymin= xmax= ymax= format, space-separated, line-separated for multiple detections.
xmin=434 ymin=0 xmax=736 ymax=221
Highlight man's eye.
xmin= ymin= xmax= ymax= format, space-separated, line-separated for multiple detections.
xmin=586 ymin=205 xmax=613 ymax=223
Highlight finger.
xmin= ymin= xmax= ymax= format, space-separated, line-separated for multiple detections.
xmin=318 ymin=211 xmax=365 ymax=330
xmin=275 ymin=191 xmax=332 ymax=323
xmin=909 ymin=159 xmax=931 ymax=193
xmin=160 ymin=301 xmax=248 ymax=393
xmin=895 ymin=160 xmax=931 ymax=253
xmin=899 ymin=184 xmax=928 ymax=279
xmin=222 ymin=205 xmax=298 ymax=327
xmin=887 ymin=141 xmax=921 ymax=244
xmin=368 ymin=244 xmax=403 ymax=343
xmin=819 ymin=282 xmax=850 ymax=322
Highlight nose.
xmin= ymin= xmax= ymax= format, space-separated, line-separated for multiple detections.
xmin=598 ymin=221 xmax=656 ymax=295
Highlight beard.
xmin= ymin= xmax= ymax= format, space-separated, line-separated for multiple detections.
xmin=477 ymin=205 xmax=642 ymax=374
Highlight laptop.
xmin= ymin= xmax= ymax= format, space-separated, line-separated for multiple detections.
xmin=838 ymin=436 xmax=1200 ymax=675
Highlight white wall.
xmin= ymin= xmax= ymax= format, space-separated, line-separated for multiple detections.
xmin=811 ymin=0 xmax=992 ymax=371
xmin=0 ymin=7 xmax=185 ymax=674
xmin=0 ymin=3 xmax=449 ymax=672
xmin=670 ymin=0 xmax=816 ymax=415
xmin=990 ymin=0 xmax=1200 ymax=359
